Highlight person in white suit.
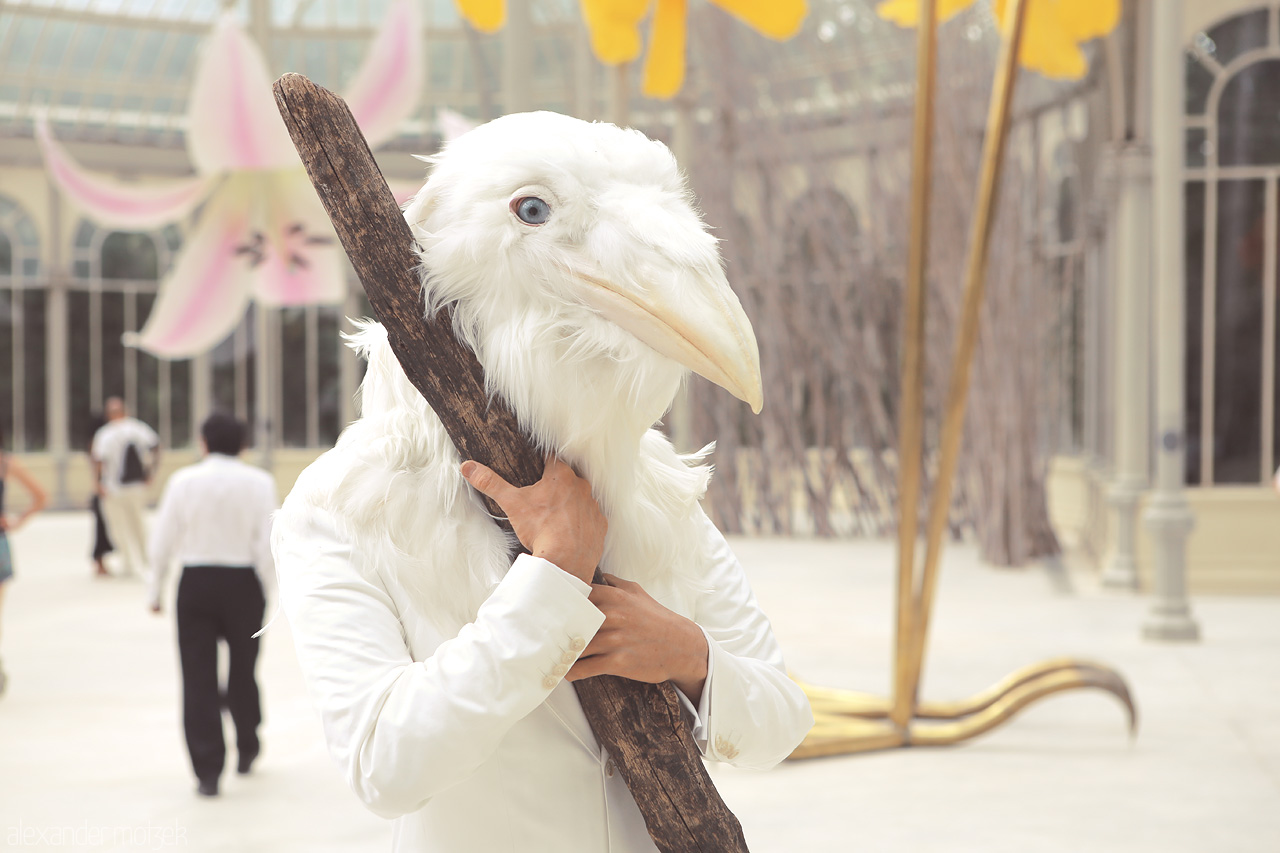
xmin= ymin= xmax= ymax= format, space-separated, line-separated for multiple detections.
xmin=273 ymin=112 xmax=814 ymax=851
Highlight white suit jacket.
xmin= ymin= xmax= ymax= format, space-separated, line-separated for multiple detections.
xmin=275 ymin=474 xmax=813 ymax=852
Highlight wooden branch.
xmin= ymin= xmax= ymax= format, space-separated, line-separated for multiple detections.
xmin=273 ymin=72 xmax=748 ymax=853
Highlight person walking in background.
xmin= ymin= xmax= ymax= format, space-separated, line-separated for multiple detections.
xmin=148 ymin=413 xmax=277 ymax=798
xmin=87 ymin=413 xmax=114 ymax=577
xmin=0 ymin=426 xmax=49 ymax=696
xmin=91 ymin=397 xmax=160 ymax=578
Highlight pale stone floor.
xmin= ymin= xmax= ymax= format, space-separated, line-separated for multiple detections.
xmin=1 ymin=511 xmax=1278 ymax=852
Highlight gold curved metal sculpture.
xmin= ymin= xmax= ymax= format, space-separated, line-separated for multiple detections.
xmin=789 ymin=0 xmax=1137 ymax=760
xmin=795 ymin=664 xmax=1138 ymax=760
xmin=798 ymin=658 xmax=1138 ymax=723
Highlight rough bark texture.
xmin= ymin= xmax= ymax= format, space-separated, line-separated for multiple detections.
xmin=273 ymin=72 xmax=748 ymax=853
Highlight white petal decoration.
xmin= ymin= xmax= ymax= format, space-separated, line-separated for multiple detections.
xmin=344 ymin=0 xmax=424 ymax=150
xmin=255 ymin=240 xmax=346 ymax=307
xmin=187 ymin=13 xmax=298 ymax=174
xmin=252 ymin=169 xmax=347 ymax=307
xmin=36 ymin=117 xmax=214 ymax=230
xmin=126 ymin=177 xmax=256 ymax=359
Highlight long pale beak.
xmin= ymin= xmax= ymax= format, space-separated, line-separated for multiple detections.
xmin=568 ymin=265 xmax=764 ymax=414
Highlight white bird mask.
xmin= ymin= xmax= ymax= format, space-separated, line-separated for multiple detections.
xmin=311 ymin=112 xmax=762 ymax=630
xmin=404 ymin=110 xmax=762 ymax=448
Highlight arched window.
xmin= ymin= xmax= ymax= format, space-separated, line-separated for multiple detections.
xmin=68 ymin=218 xmax=351 ymax=453
xmin=68 ymin=219 xmax=192 ymax=451
xmin=783 ymin=186 xmax=862 ymax=298
xmin=0 ymin=195 xmax=46 ymax=451
xmin=1042 ymin=130 xmax=1087 ymax=456
xmin=101 ymin=231 xmax=159 ymax=280
xmin=1184 ymin=4 xmax=1280 ymax=485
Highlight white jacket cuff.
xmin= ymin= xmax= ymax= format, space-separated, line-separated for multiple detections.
xmin=674 ymin=626 xmax=716 ymax=751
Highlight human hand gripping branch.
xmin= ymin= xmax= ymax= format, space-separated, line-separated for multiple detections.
xmin=460 ymin=457 xmax=709 ymax=705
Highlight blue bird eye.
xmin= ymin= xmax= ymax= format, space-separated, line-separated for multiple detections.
xmin=513 ymin=196 xmax=550 ymax=225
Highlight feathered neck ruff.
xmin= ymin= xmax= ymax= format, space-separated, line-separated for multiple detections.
xmin=324 ymin=320 xmax=714 ymax=631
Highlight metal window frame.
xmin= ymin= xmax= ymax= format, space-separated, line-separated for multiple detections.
xmin=69 ymin=218 xmax=194 ymax=447
xmin=1185 ymin=3 xmax=1280 ymax=485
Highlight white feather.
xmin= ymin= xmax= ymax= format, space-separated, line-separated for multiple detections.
xmin=280 ymin=112 xmax=730 ymax=632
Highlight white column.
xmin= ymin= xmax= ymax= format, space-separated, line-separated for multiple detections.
xmin=502 ymin=0 xmax=533 ymax=115
xmin=255 ymin=306 xmax=274 ymax=469
xmin=1081 ymin=191 xmax=1113 ymax=557
xmin=46 ymin=177 xmax=70 ymax=508
xmin=1094 ymin=185 xmax=1117 ymax=474
xmin=1141 ymin=0 xmax=1199 ymax=641
xmin=1101 ymin=142 xmax=1151 ymax=589
xmin=191 ymin=354 xmax=211 ymax=438
xmin=1082 ymin=214 xmax=1101 ymax=464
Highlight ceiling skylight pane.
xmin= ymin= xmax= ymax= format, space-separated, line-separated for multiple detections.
xmin=156 ymin=0 xmax=188 ymax=20
xmin=192 ymin=0 xmax=222 ymax=20
xmin=70 ymin=24 xmax=107 ymax=74
xmin=6 ymin=17 xmax=44 ymax=70
xmin=99 ymin=27 xmax=136 ymax=77
xmin=271 ymin=0 xmax=292 ymax=27
xmin=300 ymin=0 xmax=325 ymax=27
xmin=164 ymin=32 xmax=198 ymax=78
xmin=37 ymin=21 xmax=75 ymax=72
xmin=132 ymin=30 xmax=167 ymax=76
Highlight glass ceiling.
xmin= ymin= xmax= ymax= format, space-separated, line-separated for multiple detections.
xmin=0 ymin=0 xmax=581 ymax=148
xmin=0 ymin=0 xmax=1081 ymax=156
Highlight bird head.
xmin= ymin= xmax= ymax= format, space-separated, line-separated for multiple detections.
xmin=404 ymin=111 xmax=761 ymax=452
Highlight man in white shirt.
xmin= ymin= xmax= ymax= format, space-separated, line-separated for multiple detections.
xmin=91 ymin=397 xmax=161 ymax=577
xmin=149 ymin=413 xmax=278 ymax=797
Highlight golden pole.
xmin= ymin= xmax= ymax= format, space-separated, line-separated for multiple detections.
xmin=890 ymin=0 xmax=940 ymax=733
xmin=791 ymin=0 xmax=1136 ymax=761
xmin=901 ymin=0 xmax=1031 ymax=707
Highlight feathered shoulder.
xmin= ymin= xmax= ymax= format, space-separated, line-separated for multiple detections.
xmin=278 ymin=320 xmax=720 ymax=626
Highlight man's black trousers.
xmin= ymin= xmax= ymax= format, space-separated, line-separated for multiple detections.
xmin=176 ymin=565 xmax=265 ymax=784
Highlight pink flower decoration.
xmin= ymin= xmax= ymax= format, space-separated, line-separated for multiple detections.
xmin=39 ymin=0 xmax=423 ymax=359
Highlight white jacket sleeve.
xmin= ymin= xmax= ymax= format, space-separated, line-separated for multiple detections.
xmin=273 ymin=506 xmax=606 ymax=819
xmin=686 ymin=509 xmax=814 ymax=770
